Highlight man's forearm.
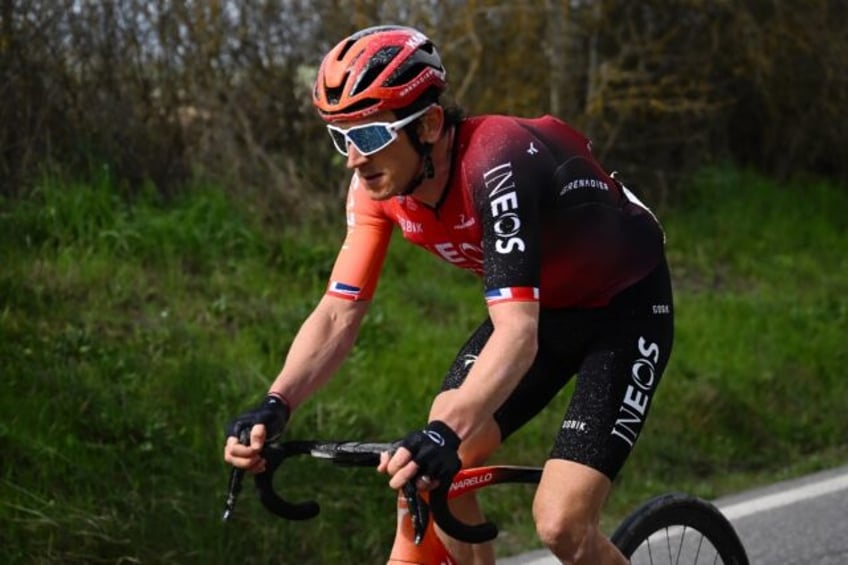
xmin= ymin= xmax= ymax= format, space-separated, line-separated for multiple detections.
xmin=269 ymin=297 xmax=368 ymax=409
xmin=430 ymin=316 xmax=538 ymax=440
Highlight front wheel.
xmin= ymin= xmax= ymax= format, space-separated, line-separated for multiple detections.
xmin=611 ymin=493 xmax=749 ymax=565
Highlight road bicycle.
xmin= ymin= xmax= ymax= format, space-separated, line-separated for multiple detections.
xmin=223 ymin=438 xmax=750 ymax=564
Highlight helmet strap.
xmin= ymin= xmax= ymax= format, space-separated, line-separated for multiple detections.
xmin=422 ymin=150 xmax=435 ymax=179
xmin=400 ymin=144 xmax=434 ymax=196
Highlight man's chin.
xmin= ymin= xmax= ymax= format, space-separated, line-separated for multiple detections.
xmin=364 ymin=186 xmax=396 ymax=201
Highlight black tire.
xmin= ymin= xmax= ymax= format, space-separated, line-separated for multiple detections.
xmin=611 ymin=493 xmax=749 ymax=565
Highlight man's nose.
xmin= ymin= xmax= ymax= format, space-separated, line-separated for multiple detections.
xmin=346 ymin=144 xmax=368 ymax=169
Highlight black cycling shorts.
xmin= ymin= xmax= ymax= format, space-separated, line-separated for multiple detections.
xmin=440 ymin=258 xmax=674 ymax=480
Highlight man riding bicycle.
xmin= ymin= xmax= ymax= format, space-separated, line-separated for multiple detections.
xmin=224 ymin=25 xmax=674 ymax=565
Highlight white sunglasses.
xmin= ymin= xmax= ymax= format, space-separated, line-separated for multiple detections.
xmin=326 ymin=105 xmax=435 ymax=157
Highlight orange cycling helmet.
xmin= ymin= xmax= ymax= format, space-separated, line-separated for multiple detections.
xmin=313 ymin=25 xmax=447 ymax=123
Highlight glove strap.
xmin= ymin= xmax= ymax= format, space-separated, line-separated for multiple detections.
xmin=266 ymin=391 xmax=291 ymax=409
xmin=424 ymin=420 xmax=461 ymax=450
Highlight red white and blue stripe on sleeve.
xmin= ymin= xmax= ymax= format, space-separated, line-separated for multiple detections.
xmin=327 ymin=281 xmax=363 ymax=300
xmin=484 ymin=286 xmax=540 ymax=305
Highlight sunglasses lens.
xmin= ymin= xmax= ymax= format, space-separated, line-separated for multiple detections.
xmin=346 ymin=125 xmax=394 ymax=155
xmin=328 ymin=128 xmax=348 ymax=155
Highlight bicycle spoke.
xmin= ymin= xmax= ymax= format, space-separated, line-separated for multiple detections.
xmin=675 ymin=525 xmax=686 ymax=565
xmin=692 ymin=530 xmax=704 ymax=563
xmin=665 ymin=526 xmax=672 ymax=563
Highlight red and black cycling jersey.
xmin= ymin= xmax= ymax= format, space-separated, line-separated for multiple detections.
xmin=326 ymin=114 xmax=665 ymax=309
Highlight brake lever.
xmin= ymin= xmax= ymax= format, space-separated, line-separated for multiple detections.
xmin=222 ymin=429 xmax=251 ymax=521
xmin=402 ymin=481 xmax=430 ymax=545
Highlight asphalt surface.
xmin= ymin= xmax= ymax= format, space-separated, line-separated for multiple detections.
xmin=499 ymin=464 xmax=848 ymax=564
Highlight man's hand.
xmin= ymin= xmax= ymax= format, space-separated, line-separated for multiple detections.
xmin=378 ymin=421 xmax=461 ymax=490
xmin=223 ymin=394 xmax=290 ymax=474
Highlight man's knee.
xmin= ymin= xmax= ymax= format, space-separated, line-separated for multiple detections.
xmin=533 ymin=502 xmax=596 ymax=561
xmin=531 ymin=459 xmax=615 ymax=563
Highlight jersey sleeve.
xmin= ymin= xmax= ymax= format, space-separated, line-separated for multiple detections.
xmin=471 ymin=120 xmax=550 ymax=306
xmin=325 ymin=177 xmax=393 ymax=301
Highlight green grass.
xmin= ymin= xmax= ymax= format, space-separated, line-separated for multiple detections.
xmin=1 ymin=166 xmax=846 ymax=563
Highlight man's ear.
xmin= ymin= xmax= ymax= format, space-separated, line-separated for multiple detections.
xmin=419 ymin=105 xmax=445 ymax=144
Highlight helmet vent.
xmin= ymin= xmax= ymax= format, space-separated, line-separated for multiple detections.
xmin=385 ymin=43 xmax=443 ymax=87
xmin=324 ymin=82 xmax=344 ymax=105
xmin=336 ymin=40 xmax=356 ymax=61
xmin=386 ymin=62 xmax=426 ymax=88
xmin=350 ymin=46 xmax=400 ymax=96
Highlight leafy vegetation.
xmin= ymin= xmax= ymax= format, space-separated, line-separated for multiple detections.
xmin=5 ymin=2 xmax=847 ymax=200
xmin=1 ymin=166 xmax=846 ymax=563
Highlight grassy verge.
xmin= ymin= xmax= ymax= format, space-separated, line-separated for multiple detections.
xmin=1 ymin=166 xmax=845 ymax=563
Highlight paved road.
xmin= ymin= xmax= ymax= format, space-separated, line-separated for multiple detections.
xmin=500 ymin=464 xmax=848 ymax=564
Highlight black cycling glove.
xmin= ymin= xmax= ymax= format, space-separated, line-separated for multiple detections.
xmin=400 ymin=420 xmax=462 ymax=483
xmin=226 ymin=394 xmax=290 ymax=444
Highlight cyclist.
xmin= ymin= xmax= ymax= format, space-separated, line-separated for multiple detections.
xmin=224 ymin=25 xmax=674 ymax=565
